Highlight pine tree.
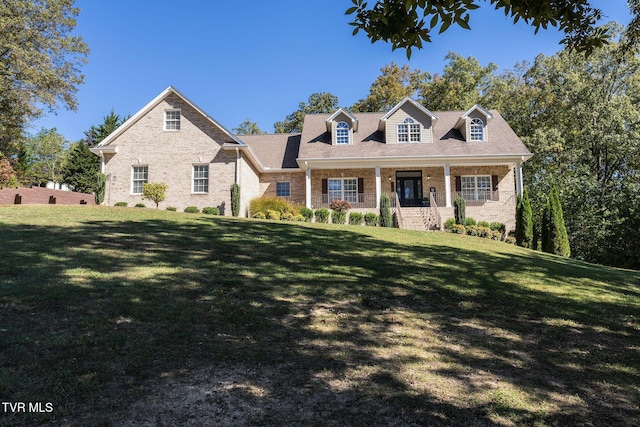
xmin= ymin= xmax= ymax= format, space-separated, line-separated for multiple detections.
xmin=542 ymin=188 xmax=570 ymax=257
xmin=515 ymin=189 xmax=533 ymax=248
xmin=62 ymin=141 xmax=99 ymax=193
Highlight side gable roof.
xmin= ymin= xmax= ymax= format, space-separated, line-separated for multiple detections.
xmin=378 ymin=97 xmax=438 ymax=131
xmin=92 ymin=86 xmax=246 ymax=149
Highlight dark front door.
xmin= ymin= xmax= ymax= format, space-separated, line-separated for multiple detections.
xmin=396 ymin=171 xmax=423 ymax=207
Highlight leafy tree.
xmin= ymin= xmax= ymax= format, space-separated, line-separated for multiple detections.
xmin=233 ymin=119 xmax=263 ymax=135
xmin=0 ymin=158 xmax=16 ymax=188
xmin=142 ymin=182 xmax=168 ymax=209
xmin=274 ymin=92 xmax=339 ymax=133
xmin=86 ymin=110 xmax=129 ymax=146
xmin=346 ymin=0 xmax=617 ymax=58
xmin=231 ymin=183 xmax=240 ymax=217
xmin=62 ymin=141 xmax=99 ymax=193
xmin=0 ymin=0 xmax=88 ymax=159
xmin=515 ymin=189 xmax=533 ymax=248
xmin=351 ymin=63 xmax=430 ymax=112
xmin=25 ymin=128 xmax=68 ymax=186
xmin=379 ymin=193 xmax=393 ymax=227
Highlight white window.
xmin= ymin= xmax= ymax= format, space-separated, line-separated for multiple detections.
xmin=276 ymin=181 xmax=291 ymax=197
xmin=193 ymin=165 xmax=209 ymax=193
xmin=470 ymin=118 xmax=484 ymax=141
xmin=165 ymin=109 xmax=181 ymax=131
xmin=132 ymin=166 xmax=148 ymax=194
xmin=398 ymin=118 xmax=420 ymax=143
xmin=328 ymin=178 xmax=358 ymax=203
xmin=336 ymin=121 xmax=349 ymax=145
xmin=461 ymin=175 xmax=491 ymax=201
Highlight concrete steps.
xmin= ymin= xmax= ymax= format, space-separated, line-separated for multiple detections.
xmin=399 ymin=207 xmax=441 ymax=231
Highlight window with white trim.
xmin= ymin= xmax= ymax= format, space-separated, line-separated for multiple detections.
xmin=336 ymin=121 xmax=349 ymax=145
xmin=165 ymin=109 xmax=181 ymax=130
xmin=398 ymin=117 xmax=420 ymax=143
xmin=193 ymin=164 xmax=209 ymax=193
xmin=132 ymin=166 xmax=148 ymax=194
xmin=470 ymin=118 xmax=484 ymax=141
xmin=328 ymin=178 xmax=358 ymax=203
xmin=276 ymin=181 xmax=291 ymax=197
xmin=461 ymin=175 xmax=491 ymax=201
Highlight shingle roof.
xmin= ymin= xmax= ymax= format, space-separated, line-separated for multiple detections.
xmin=240 ymin=134 xmax=301 ymax=170
xmin=298 ymin=110 xmax=532 ymax=161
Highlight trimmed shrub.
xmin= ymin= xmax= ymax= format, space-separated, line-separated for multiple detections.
xmin=114 ymin=201 xmax=128 ymax=207
xmin=292 ymin=214 xmax=305 ymax=222
xmin=515 ymin=189 xmax=534 ymax=248
xmin=266 ymin=210 xmax=281 ymax=220
xmin=135 ymin=203 xmax=146 ymax=208
xmin=364 ymin=212 xmax=378 ymax=226
xmin=491 ymin=230 xmax=503 ymax=240
xmin=249 ymin=196 xmax=298 ymax=217
xmin=202 ymin=207 xmax=220 ymax=215
xmin=444 ymin=217 xmax=456 ymax=230
xmin=142 ymin=182 xmax=168 ymax=209
xmin=166 ymin=206 xmax=177 ymax=211
xmin=331 ymin=210 xmax=346 ymax=224
xmin=451 ymin=224 xmax=466 ymax=234
xmin=505 ymin=236 xmax=517 ymax=245
xmin=379 ymin=193 xmax=393 ymax=227
xmin=478 ymin=220 xmax=490 ymax=228
xmin=315 ymin=208 xmax=329 ymax=223
xmin=329 ymin=199 xmax=352 ymax=213
xmin=281 ymin=212 xmax=294 ymax=221
xmin=454 ymin=195 xmax=466 ymax=225
xmin=464 ymin=217 xmax=476 ymax=227
xmin=230 ymin=183 xmax=240 ymax=217
xmin=252 ymin=212 xmax=266 ymax=219
xmin=490 ymin=222 xmax=506 ymax=233
xmin=300 ymin=207 xmax=313 ymax=222
xmin=349 ymin=212 xmax=364 ymax=225
xmin=184 ymin=206 xmax=200 ymax=213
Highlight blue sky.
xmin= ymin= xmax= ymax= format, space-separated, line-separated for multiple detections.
xmin=34 ymin=0 xmax=632 ymax=141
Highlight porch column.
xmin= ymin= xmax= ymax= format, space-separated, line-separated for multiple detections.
xmin=305 ymin=165 xmax=311 ymax=209
xmin=515 ymin=161 xmax=524 ymax=195
xmin=375 ymin=165 xmax=381 ymax=209
xmin=444 ymin=163 xmax=452 ymax=207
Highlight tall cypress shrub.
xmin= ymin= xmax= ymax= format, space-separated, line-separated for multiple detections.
xmin=454 ymin=195 xmax=466 ymax=225
xmin=95 ymin=173 xmax=106 ymax=205
xmin=231 ymin=183 xmax=240 ymax=217
xmin=542 ymin=188 xmax=570 ymax=257
xmin=515 ymin=189 xmax=533 ymax=248
xmin=379 ymin=193 xmax=392 ymax=227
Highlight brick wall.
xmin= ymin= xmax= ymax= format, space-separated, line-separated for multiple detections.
xmin=0 ymin=187 xmax=96 ymax=205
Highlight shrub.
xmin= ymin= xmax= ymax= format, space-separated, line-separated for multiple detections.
xmin=230 ymin=183 xmax=240 ymax=217
xmin=166 ymin=206 xmax=177 ymax=211
xmin=464 ymin=217 xmax=477 ymax=227
xmin=114 ymin=202 xmax=128 ymax=207
xmin=300 ymin=207 xmax=313 ymax=222
xmin=252 ymin=212 xmax=266 ymax=219
xmin=466 ymin=225 xmax=479 ymax=236
xmin=135 ymin=203 xmax=146 ymax=208
xmin=379 ymin=193 xmax=393 ymax=227
xmin=515 ymin=189 xmax=534 ymax=248
xmin=95 ymin=173 xmax=106 ymax=205
xmin=266 ymin=210 xmax=281 ymax=220
xmin=454 ymin=195 xmax=466 ymax=225
xmin=202 ymin=207 xmax=220 ymax=215
xmin=329 ymin=199 xmax=352 ymax=213
xmin=281 ymin=212 xmax=294 ymax=221
xmin=349 ymin=212 xmax=364 ymax=225
xmin=451 ymin=224 xmax=466 ymax=234
xmin=491 ymin=230 xmax=503 ymax=240
xmin=315 ymin=208 xmax=329 ymax=223
xmin=505 ymin=236 xmax=516 ymax=245
xmin=364 ymin=212 xmax=378 ymax=226
xmin=331 ymin=210 xmax=346 ymax=224
xmin=490 ymin=222 xmax=506 ymax=233
xmin=444 ymin=217 xmax=456 ymax=230
xmin=477 ymin=226 xmax=491 ymax=238
xmin=292 ymin=214 xmax=305 ymax=222
xmin=249 ymin=196 xmax=297 ymax=217
xmin=142 ymin=182 xmax=168 ymax=209
xmin=478 ymin=220 xmax=490 ymax=228
xmin=184 ymin=206 xmax=200 ymax=213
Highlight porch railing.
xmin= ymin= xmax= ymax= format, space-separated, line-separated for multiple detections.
xmin=311 ymin=193 xmax=396 ymax=210
xmin=429 ymin=191 xmax=441 ymax=230
xmin=430 ymin=191 xmax=517 ymax=207
xmin=393 ymin=192 xmax=404 ymax=229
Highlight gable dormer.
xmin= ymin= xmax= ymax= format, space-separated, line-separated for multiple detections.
xmin=326 ymin=108 xmax=358 ymax=145
xmin=378 ymin=98 xmax=437 ymax=144
xmin=456 ymin=104 xmax=493 ymax=142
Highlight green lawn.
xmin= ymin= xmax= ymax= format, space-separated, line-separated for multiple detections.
xmin=1 ymin=206 xmax=639 ymax=426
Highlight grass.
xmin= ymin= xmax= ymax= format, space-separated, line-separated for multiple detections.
xmin=0 ymin=205 xmax=639 ymax=426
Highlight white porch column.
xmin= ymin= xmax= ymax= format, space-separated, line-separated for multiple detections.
xmin=444 ymin=164 xmax=452 ymax=207
xmin=515 ymin=161 xmax=524 ymax=195
xmin=375 ymin=165 xmax=381 ymax=209
xmin=305 ymin=165 xmax=312 ymax=209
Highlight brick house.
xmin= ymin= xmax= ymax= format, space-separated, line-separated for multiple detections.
xmin=91 ymin=86 xmax=532 ymax=230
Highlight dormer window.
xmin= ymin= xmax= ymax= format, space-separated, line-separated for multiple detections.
xmin=336 ymin=121 xmax=349 ymax=144
xmin=165 ymin=109 xmax=181 ymax=131
xmin=470 ymin=118 xmax=484 ymax=141
xmin=398 ymin=118 xmax=420 ymax=143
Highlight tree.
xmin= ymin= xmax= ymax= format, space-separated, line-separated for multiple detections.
xmin=0 ymin=0 xmax=88 ymax=159
xmin=142 ymin=183 xmax=168 ymax=209
xmin=351 ymin=63 xmax=430 ymax=112
xmin=86 ymin=110 xmax=129 ymax=146
xmin=0 ymin=158 xmax=16 ymax=188
xmin=515 ymin=189 xmax=533 ymax=248
xmin=25 ymin=128 xmax=68 ymax=186
xmin=274 ymin=92 xmax=339 ymax=133
xmin=233 ymin=119 xmax=263 ymax=135
xmin=231 ymin=183 xmax=240 ymax=217
xmin=379 ymin=193 xmax=393 ymax=227
xmin=542 ymin=188 xmax=570 ymax=257
xmin=62 ymin=141 xmax=99 ymax=193
xmin=346 ymin=0 xmax=616 ymax=58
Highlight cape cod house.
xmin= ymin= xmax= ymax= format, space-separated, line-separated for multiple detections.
xmin=91 ymin=86 xmax=532 ymax=231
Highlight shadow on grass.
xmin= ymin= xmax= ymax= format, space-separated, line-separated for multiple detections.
xmin=0 ymin=214 xmax=639 ymax=426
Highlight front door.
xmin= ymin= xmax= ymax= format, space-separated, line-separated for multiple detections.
xmin=396 ymin=171 xmax=423 ymax=207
